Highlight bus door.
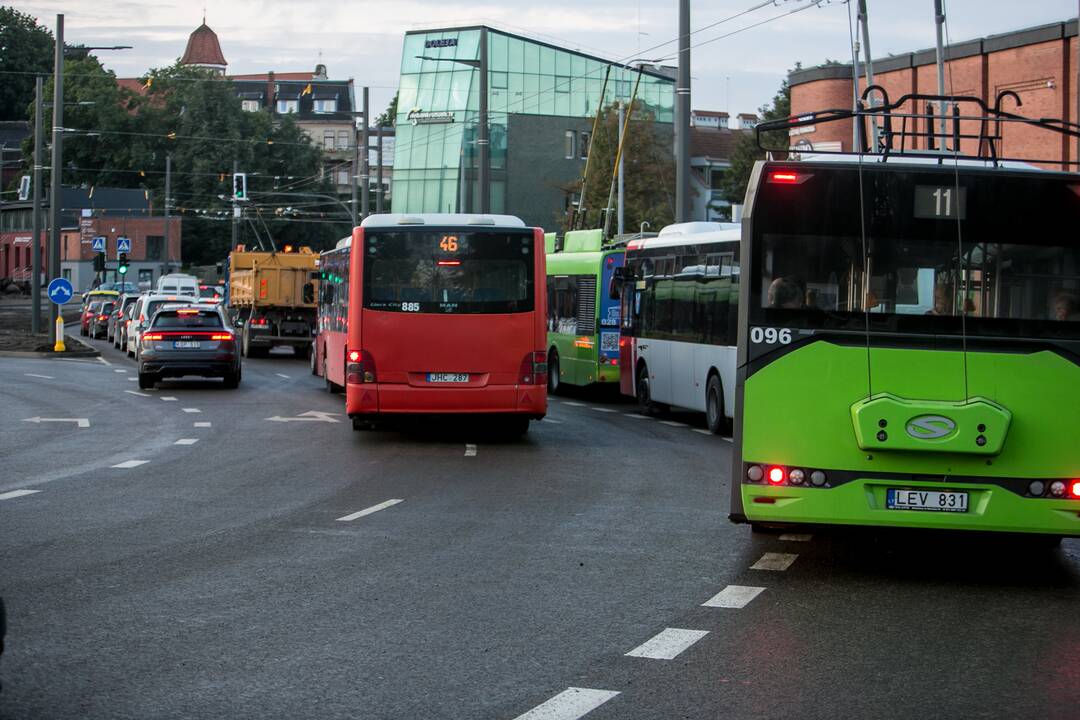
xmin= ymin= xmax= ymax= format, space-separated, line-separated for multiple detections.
xmin=598 ymin=251 xmax=624 ymax=375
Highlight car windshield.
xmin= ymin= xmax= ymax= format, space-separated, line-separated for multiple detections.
xmin=152 ymin=310 xmax=224 ymax=328
xmin=199 ymin=286 xmax=222 ymax=299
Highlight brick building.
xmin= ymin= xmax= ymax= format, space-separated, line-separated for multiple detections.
xmin=788 ymin=20 xmax=1078 ymax=165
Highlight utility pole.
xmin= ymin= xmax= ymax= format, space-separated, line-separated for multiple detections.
xmin=376 ymin=124 xmax=384 ymax=213
xmin=478 ymin=26 xmax=490 ymax=214
xmin=31 ymin=75 xmax=43 ymax=334
xmin=361 ymin=86 xmax=370 ymax=220
xmin=675 ymin=0 xmax=691 ymax=223
xmin=48 ymin=14 xmax=63 ymax=328
xmin=933 ymin=0 xmax=948 ymax=146
xmin=231 ymin=159 xmax=239 ymax=249
xmin=164 ymin=153 xmax=171 ymax=274
xmin=617 ymin=102 xmax=625 ymax=236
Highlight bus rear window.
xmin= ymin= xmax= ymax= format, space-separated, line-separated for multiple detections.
xmin=363 ymin=230 xmax=534 ymax=314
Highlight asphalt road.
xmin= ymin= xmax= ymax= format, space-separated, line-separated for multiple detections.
xmin=1 ymin=337 xmax=1077 ymax=719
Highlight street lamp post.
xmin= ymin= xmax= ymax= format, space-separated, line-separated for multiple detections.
xmin=415 ymin=26 xmax=490 ymax=214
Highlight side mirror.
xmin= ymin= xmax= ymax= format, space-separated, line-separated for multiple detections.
xmin=302 ymin=283 xmax=315 ymax=304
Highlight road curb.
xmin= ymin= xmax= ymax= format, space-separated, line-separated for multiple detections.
xmin=0 ymin=336 xmax=100 ymax=359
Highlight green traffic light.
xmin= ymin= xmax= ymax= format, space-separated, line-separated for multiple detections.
xmin=118 ymin=265 xmax=128 ymax=275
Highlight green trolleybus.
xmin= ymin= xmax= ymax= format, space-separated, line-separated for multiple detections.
xmin=545 ymin=229 xmax=624 ymax=392
xmin=730 ymin=92 xmax=1080 ymax=540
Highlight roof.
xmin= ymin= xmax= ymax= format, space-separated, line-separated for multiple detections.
xmin=629 ymin=223 xmax=740 ymax=251
xmin=690 ymin=127 xmax=748 ymax=161
xmin=231 ymin=72 xmax=314 ymax=81
xmin=361 ymin=213 xmax=527 ymax=228
xmin=692 ymin=110 xmax=729 ymax=118
xmin=181 ymin=22 xmax=227 ymax=67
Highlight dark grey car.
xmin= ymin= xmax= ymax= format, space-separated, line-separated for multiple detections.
xmin=137 ymin=306 xmax=241 ymax=389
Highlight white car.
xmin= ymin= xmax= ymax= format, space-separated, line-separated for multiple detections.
xmin=126 ymin=294 xmax=196 ymax=358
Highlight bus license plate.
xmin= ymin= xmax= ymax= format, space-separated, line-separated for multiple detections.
xmin=173 ymin=341 xmax=200 ymax=349
xmin=886 ymin=489 xmax=968 ymax=513
xmin=427 ymin=373 xmax=469 ymax=383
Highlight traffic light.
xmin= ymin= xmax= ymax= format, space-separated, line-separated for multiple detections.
xmin=118 ymin=252 xmax=129 ymax=275
xmin=93 ymin=253 xmax=106 ymax=272
xmin=233 ymin=172 xmax=248 ymax=201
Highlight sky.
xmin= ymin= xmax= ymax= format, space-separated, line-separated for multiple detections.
xmin=15 ymin=0 xmax=1080 ymax=122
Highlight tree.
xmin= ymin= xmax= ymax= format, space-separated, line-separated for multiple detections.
xmin=0 ymin=6 xmax=53 ymax=121
xmin=375 ymin=91 xmax=398 ymax=127
xmin=559 ymin=100 xmax=674 ymax=235
xmin=718 ymin=65 xmax=797 ymax=206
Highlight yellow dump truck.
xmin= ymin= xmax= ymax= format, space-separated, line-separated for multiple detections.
xmin=226 ymin=246 xmax=318 ymax=358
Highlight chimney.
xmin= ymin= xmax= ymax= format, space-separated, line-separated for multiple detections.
xmin=267 ymin=71 xmax=275 ymax=110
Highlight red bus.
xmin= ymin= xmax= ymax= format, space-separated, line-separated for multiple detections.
xmin=313 ymin=214 xmax=548 ymax=433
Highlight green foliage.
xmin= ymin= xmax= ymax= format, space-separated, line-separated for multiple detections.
xmin=0 ymin=6 xmax=53 ymax=121
xmin=376 ymin=91 xmax=398 ymax=127
xmin=718 ymin=66 xmax=797 ymax=206
xmin=559 ymin=100 xmax=674 ymax=235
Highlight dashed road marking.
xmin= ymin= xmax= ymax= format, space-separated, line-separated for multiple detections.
xmin=182 ymin=408 xmax=201 ymax=413
xmin=161 ymin=396 xmax=178 ymax=402
xmin=720 ymin=436 xmax=733 ymax=443
xmin=0 ymin=489 xmax=41 ymax=501
xmin=127 ymin=377 xmax=137 ymax=382
xmin=124 ymin=390 xmax=150 ymax=397
xmin=702 ymin=585 xmax=766 ymax=609
xmin=590 ymin=407 xmax=617 ymax=413
xmin=24 ymin=373 xmax=55 ymax=380
xmin=751 ymin=552 xmax=798 ymax=571
xmin=563 ymin=401 xmax=586 ymax=407
xmin=779 ymin=533 xmax=813 ymax=542
xmin=465 ymin=444 xmax=478 ymax=457
xmin=113 ymin=368 xmax=127 ymax=373
xmin=692 ymin=428 xmax=713 ymax=435
xmin=541 ymin=418 xmax=562 ymax=424
xmin=96 ymin=356 xmax=112 ymax=367
xmin=659 ymin=420 xmax=689 ymax=427
xmin=513 ymin=688 xmax=620 ymax=720
xmin=625 ymin=628 xmax=709 ymax=660
xmin=276 ymin=373 xmax=291 ymax=379
xmin=625 ymin=413 xmax=652 ymax=420
xmin=111 ymin=460 xmax=149 ymax=469
xmin=174 ymin=438 xmax=199 ymax=445
xmin=336 ymin=498 xmax=404 ymax=522
xmin=193 ymin=422 xmax=212 ymax=428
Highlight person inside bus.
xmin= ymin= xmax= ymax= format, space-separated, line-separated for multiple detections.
xmin=767 ymin=277 xmax=803 ymax=309
xmin=926 ymin=285 xmax=951 ymax=316
xmin=1052 ymin=291 xmax=1080 ymax=321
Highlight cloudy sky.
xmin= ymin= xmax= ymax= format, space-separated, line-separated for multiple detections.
xmin=16 ymin=0 xmax=1079 ymax=120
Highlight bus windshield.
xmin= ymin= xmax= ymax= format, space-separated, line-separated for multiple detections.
xmin=363 ymin=229 xmax=534 ymax=314
xmin=751 ymin=163 xmax=1080 ymax=340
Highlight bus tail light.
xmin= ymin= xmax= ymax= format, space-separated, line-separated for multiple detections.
xmin=1069 ymin=480 xmax=1080 ymax=499
xmin=767 ymin=466 xmax=786 ymax=485
xmin=520 ymin=351 xmax=547 ymax=386
xmin=347 ymin=349 xmax=376 ymax=384
xmin=746 ymin=464 xmax=827 ymax=487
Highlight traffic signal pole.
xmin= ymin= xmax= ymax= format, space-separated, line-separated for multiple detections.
xmin=231 ymin=159 xmax=239 ymax=249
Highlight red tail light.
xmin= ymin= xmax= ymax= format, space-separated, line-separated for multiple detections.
xmin=767 ymin=466 xmax=786 ymax=485
xmin=347 ymin=349 xmax=376 ymax=384
xmin=211 ymin=333 xmax=233 ymax=341
xmin=143 ymin=333 xmax=164 ymax=341
xmin=520 ymin=351 xmax=547 ymax=386
xmin=1069 ymin=480 xmax=1080 ymax=499
xmin=97 ymin=314 xmax=108 ymax=320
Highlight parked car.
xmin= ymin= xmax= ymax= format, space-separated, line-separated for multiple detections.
xmin=126 ymin=294 xmax=196 ymax=359
xmin=90 ymin=301 xmax=115 ymax=339
xmin=108 ymin=294 xmax=142 ymax=345
xmin=116 ymin=301 xmax=137 ymax=349
xmin=80 ymin=300 xmax=105 ymax=336
xmin=138 ymin=305 xmax=241 ymax=389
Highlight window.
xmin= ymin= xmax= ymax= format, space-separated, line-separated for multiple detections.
xmin=337 ymin=130 xmax=350 ymax=150
xmin=323 ymin=130 xmax=336 ymax=151
xmin=492 ymin=72 xmax=508 ymax=89
xmin=313 ymin=98 xmax=337 ymax=113
xmin=579 ymin=131 xmax=590 ymax=160
xmin=564 ymin=130 xmax=576 ymax=160
xmin=337 ymin=169 xmax=350 ymax=186
xmin=145 ymin=236 xmax=164 ymax=262
xmin=277 ymin=99 xmax=298 ymax=114
xmin=241 ymin=100 xmax=261 ymax=112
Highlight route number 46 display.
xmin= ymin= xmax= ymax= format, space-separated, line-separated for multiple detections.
xmin=439 ymin=235 xmax=459 ymax=252
xmin=750 ymin=327 xmax=792 ymax=344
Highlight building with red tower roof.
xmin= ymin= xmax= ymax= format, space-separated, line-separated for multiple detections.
xmin=180 ymin=16 xmax=227 ymax=74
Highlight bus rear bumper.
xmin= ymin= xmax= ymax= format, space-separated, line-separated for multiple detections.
xmin=346 ymin=383 xmax=547 ymax=418
xmin=740 ymin=480 xmax=1080 ymax=537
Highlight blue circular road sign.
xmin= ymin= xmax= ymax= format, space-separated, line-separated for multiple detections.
xmin=47 ymin=277 xmax=74 ymax=305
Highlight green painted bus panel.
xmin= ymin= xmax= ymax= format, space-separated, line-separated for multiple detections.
xmin=740 ymin=481 xmax=1080 ymax=535
xmin=850 ymin=394 xmax=1011 ymax=455
xmin=563 ymin=229 xmax=603 ymax=253
xmin=544 ymin=232 xmax=557 ymax=254
xmin=742 ymin=341 xmax=1080 ymax=479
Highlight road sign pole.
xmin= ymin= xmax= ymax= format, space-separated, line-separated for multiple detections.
xmin=54 ymin=315 xmax=65 ymax=352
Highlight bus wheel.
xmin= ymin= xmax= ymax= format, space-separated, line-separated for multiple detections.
xmin=310 ymin=343 xmax=319 ymax=375
xmin=636 ymin=364 xmax=656 ymax=416
xmin=547 ymin=350 xmax=561 ymax=395
xmin=706 ymin=375 xmax=731 ymax=435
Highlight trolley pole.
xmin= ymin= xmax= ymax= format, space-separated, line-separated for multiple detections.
xmin=48 ymin=14 xmax=63 ymax=328
xmin=675 ymin=0 xmax=691 ymax=223
xmin=617 ymin=102 xmax=625 ymax=236
xmin=933 ymin=0 xmax=948 ymax=146
xmin=31 ymin=76 xmax=43 ymax=334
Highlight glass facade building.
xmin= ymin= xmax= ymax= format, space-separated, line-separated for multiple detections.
xmin=394 ymin=26 xmax=674 ymax=227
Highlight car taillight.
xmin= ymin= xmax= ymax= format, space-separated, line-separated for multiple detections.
xmin=767 ymin=170 xmax=811 ymax=185
xmin=97 ymin=314 xmax=108 ymax=320
xmin=347 ymin=349 xmax=376 ymax=384
xmin=143 ymin=333 xmax=164 ymax=341
xmin=519 ymin=351 xmax=547 ymax=386
xmin=211 ymin=333 xmax=233 ymax=341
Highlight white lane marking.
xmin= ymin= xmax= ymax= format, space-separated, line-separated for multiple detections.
xmin=702 ymin=585 xmax=766 ymax=609
xmin=113 ymin=368 xmax=127 ymax=373
xmin=692 ymin=428 xmax=713 ymax=435
xmin=751 ymin=552 xmax=798 ymax=571
xmin=182 ymin=408 xmax=202 ymax=413
xmin=563 ymin=401 xmax=586 ymax=407
xmin=513 ymin=687 xmax=620 ymax=720
xmin=625 ymin=628 xmax=710 ymax=660
xmin=160 ymin=396 xmax=178 ymax=402
xmin=96 ymin=356 xmax=112 ymax=367
xmin=266 ymin=411 xmax=340 ymax=423
xmin=276 ymin=373 xmax=291 ymax=379
xmin=24 ymin=373 xmax=55 ymax=379
xmin=193 ymin=422 xmax=212 ymax=428
xmin=336 ymin=498 xmax=404 ymax=522
xmin=625 ymin=413 xmax=652 ymax=420
xmin=0 ymin=489 xmax=41 ymax=501
xmin=111 ymin=460 xmax=149 ymax=469
xmin=21 ymin=417 xmax=89 ymax=428
xmin=465 ymin=444 xmax=478 ymax=457
xmin=590 ymin=407 xmax=617 ymax=413
xmin=127 ymin=377 xmax=137 ymax=382
xmin=779 ymin=533 xmax=813 ymax=542
xmin=124 ymin=390 xmax=151 ymax=397
xmin=720 ymin=436 xmax=733 ymax=443
xmin=174 ymin=438 xmax=199 ymax=446
xmin=659 ymin=420 xmax=689 ymax=427
xmin=541 ymin=418 xmax=562 ymax=424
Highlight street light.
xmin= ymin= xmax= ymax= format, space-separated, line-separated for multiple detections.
xmin=63 ymin=45 xmax=133 ymax=59
xmin=415 ymin=27 xmax=490 ymax=214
